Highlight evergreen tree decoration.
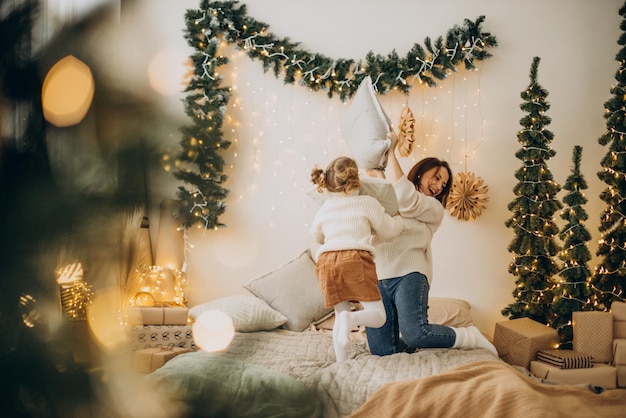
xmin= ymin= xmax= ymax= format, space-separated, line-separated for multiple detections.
xmin=502 ymin=57 xmax=562 ymax=325
xmin=589 ymin=1 xmax=626 ymax=310
xmin=174 ymin=0 xmax=498 ymax=229
xmin=551 ymin=145 xmax=593 ymax=349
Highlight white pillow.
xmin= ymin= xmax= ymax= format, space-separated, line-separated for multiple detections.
xmin=306 ymin=176 xmax=399 ymax=216
xmin=343 ymin=76 xmax=392 ymax=170
xmin=189 ymin=294 xmax=287 ymax=332
xmin=243 ymin=250 xmax=332 ymax=331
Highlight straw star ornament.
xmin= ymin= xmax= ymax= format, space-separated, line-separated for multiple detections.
xmin=446 ymin=171 xmax=489 ymax=221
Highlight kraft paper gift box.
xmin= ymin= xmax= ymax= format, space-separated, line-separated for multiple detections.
xmin=126 ymin=306 xmax=189 ymax=326
xmin=134 ymin=346 xmax=189 ymax=373
xmin=614 ymin=339 xmax=626 ymax=387
xmin=572 ymin=311 xmax=613 ymax=363
xmin=618 ymin=366 xmax=626 ymax=388
xmin=127 ymin=324 xmax=196 ymax=351
xmin=612 ymin=301 xmax=626 ymax=339
xmin=614 ymin=339 xmax=626 ymax=365
xmin=530 ymin=361 xmax=617 ymax=389
xmin=493 ymin=318 xmax=559 ymax=369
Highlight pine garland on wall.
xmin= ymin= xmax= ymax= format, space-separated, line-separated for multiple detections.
xmin=174 ymin=0 xmax=498 ymax=229
xmin=551 ymin=145 xmax=593 ymax=348
xmin=502 ymin=57 xmax=563 ymax=325
xmin=589 ymin=1 xmax=626 ymax=310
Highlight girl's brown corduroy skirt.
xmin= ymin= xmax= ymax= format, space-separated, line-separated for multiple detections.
xmin=315 ymin=250 xmax=381 ymax=308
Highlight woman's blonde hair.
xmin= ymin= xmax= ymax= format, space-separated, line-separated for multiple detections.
xmin=310 ymin=156 xmax=360 ymax=194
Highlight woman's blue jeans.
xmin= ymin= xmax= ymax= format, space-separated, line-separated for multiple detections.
xmin=365 ymin=271 xmax=455 ymax=355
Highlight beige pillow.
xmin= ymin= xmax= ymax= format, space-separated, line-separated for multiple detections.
xmin=189 ymin=294 xmax=287 ymax=332
xmin=428 ymin=297 xmax=474 ymax=327
xmin=243 ymin=251 xmax=332 ymax=331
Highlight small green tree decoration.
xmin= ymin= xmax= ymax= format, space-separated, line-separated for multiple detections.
xmin=551 ymin=145 xmax=593 ymax=348
xmin=589 ymin=1 xmax=626 ymax=310
xmin=502 ymin=56 xmax=562 ymax=325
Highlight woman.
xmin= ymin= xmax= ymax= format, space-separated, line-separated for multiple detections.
xmin=365 ymin=132 xmax=497 ymax=356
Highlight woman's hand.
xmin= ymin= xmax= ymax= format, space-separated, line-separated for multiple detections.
xmin=389 ymin=126 xmax=399 ymax=152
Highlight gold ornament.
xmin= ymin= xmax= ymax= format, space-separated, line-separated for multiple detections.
xmin=446 ymin=171 xmax=489 ymax=221
xmin=397 ymin=107 xmax=415 ymax=157
xmin=131 ymin=291 xmax=156 ymax=307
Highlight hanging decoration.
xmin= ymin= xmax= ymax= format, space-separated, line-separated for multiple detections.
xmin=56 ymin=262 xmax=93 ymax=320
xmin=397 ymin=107 xmax=416 ymax=157
xmin=173 ymin=0 xmax=499 ymax=229
xmin=446 ymin=171 xmax=489 ymax=221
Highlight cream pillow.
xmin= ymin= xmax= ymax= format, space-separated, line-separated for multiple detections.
xmin=189 ymin=294 xmax=287 ymax=332
xmin=243 ymin=250 xmax=332 ymax=331
xmin=343 ymin=76 xmax=392 ymax=170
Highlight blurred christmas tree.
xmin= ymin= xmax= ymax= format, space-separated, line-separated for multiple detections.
xmin=589 ymin=1 xmax=626 ymax=310
xmin=0 ymin=1 xmax=165 ymax=416
xmin=551 ymin=145 xmax=593 ymax=348
xmin=502 ymin=56 xmax=562 ymax=325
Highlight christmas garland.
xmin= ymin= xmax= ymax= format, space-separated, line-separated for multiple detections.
xmin=174 ymin=0 xmax=498 ymax=229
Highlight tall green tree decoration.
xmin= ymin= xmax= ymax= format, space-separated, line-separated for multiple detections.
xmin=589 ymin=1 xmax=626 ymax=310
xmin=551 ymin=146 xmax=593 ymax=348
xmin=502 ymin=57 xmax=562 ymax=325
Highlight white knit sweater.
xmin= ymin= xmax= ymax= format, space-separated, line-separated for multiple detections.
xmin=372 ymin=176 xmax=444 ymax=284
xmin=310 ymin=192 xmax=404 ymax=261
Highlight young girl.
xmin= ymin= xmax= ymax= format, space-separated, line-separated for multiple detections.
xmin=310 ymin=156 xmax=404 ymax=361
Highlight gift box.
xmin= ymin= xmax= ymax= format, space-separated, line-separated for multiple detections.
xmin=126 ymin=306 xmax=189 ymax=326
xmin=493 ymin=318 xmax=559 ymax=369
xmin=614 ymin=339 xmax=626 ymax=365
xmin=612 ymin=301 xmax=626 ymax=339
xmin=530 ymin=361 xmax=616 ymax=389
xmin=127 ymin=324 xmax=196 ymax=351
xmin=572 ymin=311 xmax=613 ymax=363
xmin=611 ymin=301 xmax=626 ymax=321
xmin=614 ymin=321 xmax=626 ymax=339
xmin=536 ymin=349 xmax=592 ymax=369
xmin=615 ymin=340 xmax=626 ymax=387
xmin=617 ymin=365 xmax=626 ymax=388
xmin=134 ymin=346 xmax=189 ymax=373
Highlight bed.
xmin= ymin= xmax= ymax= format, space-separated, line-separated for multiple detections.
xmin=143 ymin=251 xmax=626 ymax=417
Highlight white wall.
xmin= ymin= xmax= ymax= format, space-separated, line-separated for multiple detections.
xmin=125 ymin=0 xmax=623 ymax=337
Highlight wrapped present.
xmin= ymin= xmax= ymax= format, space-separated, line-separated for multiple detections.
xmin=612 ymin=302 xmax=626 ymax=339
xmin=614 ymin=320 xmax=626 ymax=339
xmin=126 ymin=306 xmax=189 ymax=326
xmin=536 ymin=349 xmax=592 ymax=369
xmin=134 ymin=346 xmax=189 ymax=373
xmin=572 ymin=311 xmax=613 ymax=363
xmin=493 ymin=318 xmax=559 ymax=369
xmin=617 ymin=365 xmax=626 ymax=388
xmin=530 ymin=361 xmax=616 ymax=389
xmin=611 ymin=301 xmax=626 ymax=321
xmin=127 ymin=324 xmax=196 ymax=351
xmin=614 ymin=339 xmax=626 ymax=365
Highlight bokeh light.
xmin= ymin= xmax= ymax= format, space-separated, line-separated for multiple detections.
xmin=192 ymin=310 xmax=235 ymax=352
xmin=87 ymin=287 xmax=126 ymax=350
xmin=42 ymin=55 xmax=95 ymax=127
xmin=147 ymin=48 xmax=191 ymax=96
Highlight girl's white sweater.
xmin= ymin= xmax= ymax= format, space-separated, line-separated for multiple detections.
xmin=310 ymin=193 xmax=404 ymax=262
